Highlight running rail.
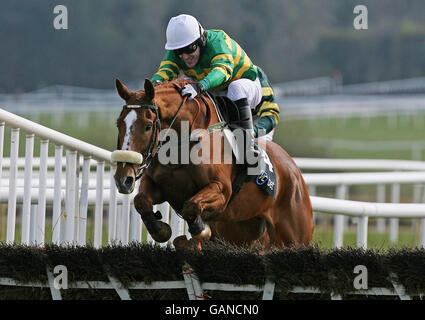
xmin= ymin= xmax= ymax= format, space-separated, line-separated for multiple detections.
xmin=1 ymin=108 xmax=425 ymax=249
xmin=0 ymin=108 xmax=111 ymax=161
xmin=0 ymin=108 xmax=111 ymax=248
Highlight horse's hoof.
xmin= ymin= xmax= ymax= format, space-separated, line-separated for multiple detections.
xmin=192 ymin=223 xmax=212 ymax=241
xmin=150 ymin=221 xmax=172 ymax=243
xmin=173 ymin=235 xmax=189 ymax=249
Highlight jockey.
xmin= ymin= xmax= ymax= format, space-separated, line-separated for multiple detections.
xmin=152 ymin=14 xmax=280 ymax=170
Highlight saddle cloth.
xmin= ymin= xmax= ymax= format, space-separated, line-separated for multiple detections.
xmin=245 ymin=147 xmax=277 ymax=199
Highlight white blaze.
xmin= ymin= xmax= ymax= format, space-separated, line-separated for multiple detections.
xmin=122 ymin=110 xmax=137 ymax=150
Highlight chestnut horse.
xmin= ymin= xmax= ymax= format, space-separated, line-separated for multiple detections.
xmin=113 ymin=78 xmax=313 ymax=250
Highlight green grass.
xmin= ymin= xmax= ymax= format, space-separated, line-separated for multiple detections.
xmin=312 ymin=227 xmax=421 ymax=249
xmin=274 ymin=113 xmax=425 ymax=160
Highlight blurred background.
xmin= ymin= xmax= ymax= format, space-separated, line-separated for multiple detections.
xmin=1 ymin=0 xmax=424 ymax=159
xmin=0 ymin=0 xmax=425 ymax=247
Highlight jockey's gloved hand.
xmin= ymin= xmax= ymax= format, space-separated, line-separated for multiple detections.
xmin=180 ymin=82 xmax=205 ymax=100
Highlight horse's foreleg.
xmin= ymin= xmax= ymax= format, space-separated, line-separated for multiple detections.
xmin=133 ymin=178 xmax=171 ymax=243
xmin=182 ymin=181 xmax=228 ymax=239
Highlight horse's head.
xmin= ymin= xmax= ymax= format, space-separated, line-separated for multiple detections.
xmin=112 ymin=78 xmax=160 ymax=194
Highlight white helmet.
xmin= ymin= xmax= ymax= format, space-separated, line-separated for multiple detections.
xmin=165 ymin=14 xmax=204 ymax=50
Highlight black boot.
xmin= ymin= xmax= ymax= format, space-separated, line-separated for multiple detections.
xmin=234 ymin=98 xmax=261 ymax=169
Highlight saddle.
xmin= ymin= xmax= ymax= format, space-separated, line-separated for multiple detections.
xmin=211 ymin=95 xmax=241 ymax=126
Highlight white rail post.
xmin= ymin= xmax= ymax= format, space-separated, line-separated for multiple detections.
xmin=6 ymin=128 xmax=19 ymax=244
xmin=412 ymin=184 xmax=422 ymax=233
xmin=36 ymin=139 xmax=49 ymax=245
xmin=94 ymin=160 xmax=104 ymax=248
xmin=376 ymin=184 xmax=386 ymax=233
xmin=0 ymin=122 xmax=4 ymax=189
xmin=52 ymin=145 xmax=63 ymax=245
xmin=308 ymin=185 xmax=318 ymax=225
xmin=357 ymin=215 xmax=368 ymax=249
xmin=146 ymin=205 xmax=154 ymax=244
xmin=130 ymin=204 xmax=142 ymax=243
xmin=116 ymin=204 xmax=122 ymax=244
xmin=21 ymin=133 xmax=34 ymax=245
xmin=74 ymin=154 xmax=80 ymax=242
xmin=390 ymin=183 xmax=400 ymax=243
xmin=64 ymin=150 xmax=77 ymax=245
xmin=129 ymin=180 xmax=141 ymax=243
xmin=121 ymin=194 xmax=131 ymax=245
xmin=333 ymin=184 xmax=347 ymax=248
xmin=108 ymin=166 xmax=118 ymax=244
xmin=78 ymin=156 xmax=91 ymax=246
xmin=29 ymin=204 xmax=38 ymax=244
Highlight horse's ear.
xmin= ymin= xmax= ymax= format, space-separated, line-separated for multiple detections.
xmin=115 ymin=78 xmax=133 ymax=101
xmin=144 ymin=78 xmax=155 ymax=101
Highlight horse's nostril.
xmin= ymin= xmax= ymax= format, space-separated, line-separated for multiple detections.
xmin=124 ymin=176 xmax=134 ymax=188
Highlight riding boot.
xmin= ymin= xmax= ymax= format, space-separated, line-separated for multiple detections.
xmin=234 ymin=98 xmax=265 ymax=173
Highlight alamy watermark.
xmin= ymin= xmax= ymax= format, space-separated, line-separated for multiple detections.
xmin=353 ymin=5 xmax=368 ymax=30
xmin=53 ymin=5 xmax=68 ymax=30
xmin=353 ymin=265 xmax=368 ymax=290
xmin=121 ymin=121 xmax=269 ymax=175
xmin=53 ymin=265 xmax=68 ymax=289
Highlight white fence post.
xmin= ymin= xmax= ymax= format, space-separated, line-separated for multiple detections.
xmin=376 ymin=184 xmax=386 ymax=233
xmin=63 ymin=150 xmax=77 ymax=245
xmin=6 ymin=128 xmax=19 ymax=244
xmin=120 ymin=194 xmax=131 ymax=245
xmin=74 ymin=154 xmax=80 ymax=242
xmin=390 ymin=183 xmax=400 ymax=243
xmin=94 ymin=160 xmax=105 ymax=248
xmin=357 ymin=216 xmax=368 ymax=249
xmin=78 ymin=156 xmax=91 ymax=246
xmin=52 ymin=145 xmax=63 ymax=244
xmin=308 ymin=185 xmax=317 ymax=225
xmin=29 ymin=204 xmax=37 ymax=244
xmin=108 ymin=166 xmax=117 ymax=244
xmin=36 ymin=139 xmax=49 ymax=245
xmin=146 ymin=205 xmax=155 ymax=245
xmin=21 ymin=133 xmax=34 ymax=245
xmin=130 ymin=204 xmax=142 ymax=243
xmin=333 ymin=184 xmax=347 ymax=248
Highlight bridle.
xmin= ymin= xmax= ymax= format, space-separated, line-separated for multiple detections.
xmin=117 ymin=93 xmax=189 ymax=181
xmin=113 ymin=80 xmax=213 ymax=181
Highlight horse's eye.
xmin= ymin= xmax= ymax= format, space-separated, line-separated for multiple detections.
xmin=145 ymin=125 xmax=152 ymax=132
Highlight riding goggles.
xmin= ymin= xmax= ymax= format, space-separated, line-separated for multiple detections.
xmin=173 ymin=39 xmax=202 ymax=56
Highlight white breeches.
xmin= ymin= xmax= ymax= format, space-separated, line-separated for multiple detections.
xmin=208 ymin=77 xmax=274 ymax=141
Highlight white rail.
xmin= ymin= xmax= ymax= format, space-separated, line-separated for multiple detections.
xmin=303 ymin=171 xmax=425 ymax=185
xmin=311 ymin=196 xmax=425 ymax=249
xmin=294 ymin=157 xmax=425 ymax=171
xmin=0 ymin=108 xmax=110 ymax=161
xmin=1 ymin=108 xmax=425 ymax=249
